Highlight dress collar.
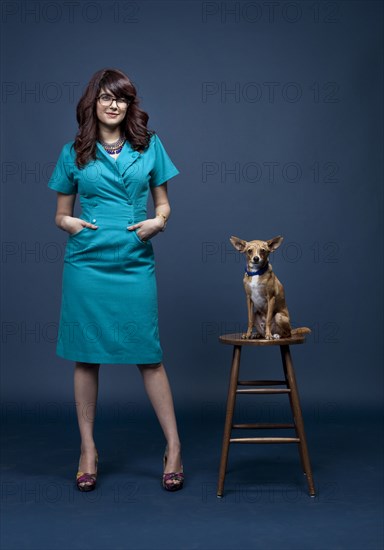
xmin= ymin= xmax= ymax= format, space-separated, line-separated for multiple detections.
xmin=96 ymin=139 xmax=141 ymax=177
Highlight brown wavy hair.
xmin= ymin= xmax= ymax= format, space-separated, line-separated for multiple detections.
xmin=73 ymin=68 xmax=154 ymax=168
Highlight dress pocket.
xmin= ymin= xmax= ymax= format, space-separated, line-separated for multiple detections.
xmin=132 ymin=229 xmax=150 ymax=245
xmin=68 ymin=227 xmax=87 ymax=239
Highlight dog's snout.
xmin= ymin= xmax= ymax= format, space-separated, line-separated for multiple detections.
xmin=253 ymin=256 xmax=260 ymax=263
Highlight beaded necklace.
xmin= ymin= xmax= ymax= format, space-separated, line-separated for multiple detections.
xmin=100 ymin=136 xmax=126 ymax=155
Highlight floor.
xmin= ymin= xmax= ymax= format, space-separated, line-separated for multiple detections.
xmin=1 ymin=405 xmax=382 ymax=550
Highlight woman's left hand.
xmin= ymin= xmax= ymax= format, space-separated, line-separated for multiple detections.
xmin=127 ymin=217 xmax=164 ymax=241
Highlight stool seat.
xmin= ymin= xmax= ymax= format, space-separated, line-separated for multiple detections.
xmin=217 ymin=332 xmax=316 ymax=498
xmin=219 ymin=332 xmax=306 ymax=346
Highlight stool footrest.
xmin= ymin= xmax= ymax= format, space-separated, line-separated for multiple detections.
xmin=236 ymin=388 xmax=291 ymax=394
xmin=232 ymin=423 xmax=295 ymax=429
xmin=230 ymin=437 xmax=300 ymax=444
xmin=238 ymin=380 xmax=287 ymax=386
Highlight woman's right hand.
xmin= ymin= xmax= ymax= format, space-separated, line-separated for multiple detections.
xmin=60 ymin=215 xmax=98 ymax=235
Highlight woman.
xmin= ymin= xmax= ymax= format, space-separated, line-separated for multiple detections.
xmin=48 ymin=68 xmax=183 ymax=492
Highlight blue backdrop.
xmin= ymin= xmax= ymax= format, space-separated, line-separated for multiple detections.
xmin=2 ymin=1 xmax=382 ymax=413
xmin=1 ymin=3 xmax=383 ymax=550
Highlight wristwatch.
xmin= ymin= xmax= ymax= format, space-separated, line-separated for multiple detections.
xmin=156 ymin=213 xmax=167 ymax=232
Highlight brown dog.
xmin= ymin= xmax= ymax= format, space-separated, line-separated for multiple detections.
xmin=230 ymin=235 xmax=311 ymax=340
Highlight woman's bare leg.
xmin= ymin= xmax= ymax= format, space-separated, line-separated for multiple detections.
xmin=74 ymin=361 xmax=100 ymax=486
xmin=137 ymin=362 xmax=182 ymax=473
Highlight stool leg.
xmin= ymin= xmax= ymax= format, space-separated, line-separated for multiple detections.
xmin=280 ymin=345 xmax=316 ymax=497
xmin=282 ymin=351 xmax=307 ymax=476
xmin=217 ymin=344 xmax=241 ymax=497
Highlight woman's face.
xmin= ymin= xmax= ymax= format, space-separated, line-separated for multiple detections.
xmin=96 ymin=87 xmax=129 ymax=131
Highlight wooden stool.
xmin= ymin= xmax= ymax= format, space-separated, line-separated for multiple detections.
xmin=217 ymin=333 xmax=315 ymax=497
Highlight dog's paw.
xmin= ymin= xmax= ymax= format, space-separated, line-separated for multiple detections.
xmin=241 ymin=332 xmax=252 ymax=340
xmin=264 ymin=333 xmax=273 ymax=340
xmin=272 ymin=333 xmax=281 ymax=339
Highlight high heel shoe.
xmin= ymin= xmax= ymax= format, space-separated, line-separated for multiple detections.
xmin=162 ymin=446 xmax=184 ymax=492
xmin=76 ymin=450 xmax=98 ymax=492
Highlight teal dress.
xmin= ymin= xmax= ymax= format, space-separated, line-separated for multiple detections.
xmin=48 ymin=133 xmax=179 ymax=364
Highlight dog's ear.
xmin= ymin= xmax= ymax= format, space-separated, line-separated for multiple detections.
xmin=266 ymin=235 xmax=283 ymax=251
xmin=230 ymin=236 xmax=247 ymax=252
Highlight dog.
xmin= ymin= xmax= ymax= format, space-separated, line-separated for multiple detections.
xmin=230 ymin=235 xmax=311 ymax=340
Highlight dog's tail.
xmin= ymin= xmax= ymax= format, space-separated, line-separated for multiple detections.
xmin=291 ymin=327 xmax=312 ymax=335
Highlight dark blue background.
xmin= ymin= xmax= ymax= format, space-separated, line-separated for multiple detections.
xmin=2 ymin=0 xmax=382 ymax=408
xmin=1 ymin=2 xmax=383 ymax=549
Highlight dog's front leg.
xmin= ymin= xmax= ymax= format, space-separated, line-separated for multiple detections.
xmin=265 ymin=296 xmax=275 ymax=340
xmin=242 ymin=295 xmax=254 ymax=339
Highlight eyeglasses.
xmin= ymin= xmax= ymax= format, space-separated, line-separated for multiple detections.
xmin=97 ymin=94 xmax=130 ymax=108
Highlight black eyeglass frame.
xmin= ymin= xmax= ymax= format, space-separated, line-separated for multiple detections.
xmin=96 ymin=94 xmax=131 ymax=107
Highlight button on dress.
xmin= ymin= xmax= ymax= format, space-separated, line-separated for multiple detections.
xmin=48 ymin=133 xmax=180 ymax=364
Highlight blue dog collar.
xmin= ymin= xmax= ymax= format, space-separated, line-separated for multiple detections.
xmin=245 ymin=262 xmax=269 ymax=277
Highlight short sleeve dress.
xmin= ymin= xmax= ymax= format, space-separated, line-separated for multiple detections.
xmin=48 ymin=133 xmax=179 ymax=364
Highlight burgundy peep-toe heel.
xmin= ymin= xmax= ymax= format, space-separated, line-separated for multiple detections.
xmin=162 ymin=446 xmax=184 ymax=492
xmin=76 ymin=450 xmax=99 ymax=492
